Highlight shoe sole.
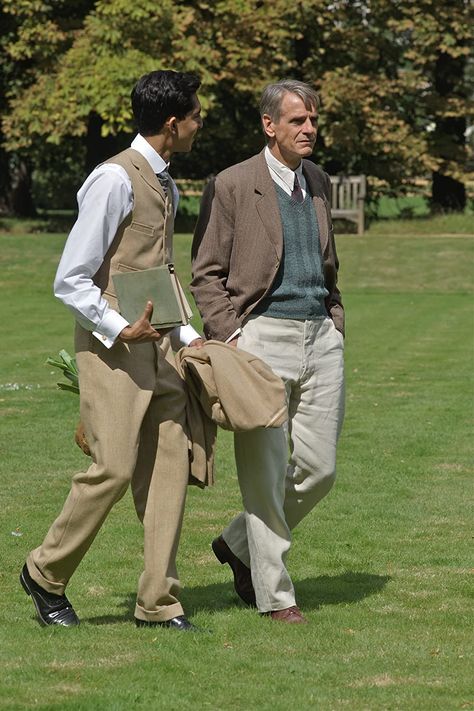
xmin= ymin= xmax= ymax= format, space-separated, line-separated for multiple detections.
xmin=135 ymin=619 xmax=198 ymax=631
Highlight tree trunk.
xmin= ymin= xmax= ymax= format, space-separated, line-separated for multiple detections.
xmin=10 ymin=158 xmax=36 ymax=217
xmin=0 ymin=149 xmax=11 ymax=215
xmin=85 ymin=111 xmax=120 ymax=173
xmin=431 ymin=50 xmax=467 ymax=212
xmin=432 ymin=171 xmax=466 ymax=212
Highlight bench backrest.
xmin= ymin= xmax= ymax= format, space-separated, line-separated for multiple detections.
xmin=176 ymin=174 xmax=367 ymax=234
xmin=329 ymin=175 xmax=366 ymax=234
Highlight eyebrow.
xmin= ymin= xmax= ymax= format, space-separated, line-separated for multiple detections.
xmin=290 ymin=112 xmax=318 ymax=120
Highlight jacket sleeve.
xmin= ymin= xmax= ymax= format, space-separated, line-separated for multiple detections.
xmin=191 ymin=176 xmax=242 ymax=341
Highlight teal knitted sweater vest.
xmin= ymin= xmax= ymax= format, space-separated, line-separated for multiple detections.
xmin=254 ymin=184 xmax=328 ymax=320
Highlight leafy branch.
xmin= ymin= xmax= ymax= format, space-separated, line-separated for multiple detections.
xmin=46 ymin=349 xmax=79 ymax=395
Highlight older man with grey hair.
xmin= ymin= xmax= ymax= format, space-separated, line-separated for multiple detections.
xmin=191 ymin=79 xmax=345 ymax=623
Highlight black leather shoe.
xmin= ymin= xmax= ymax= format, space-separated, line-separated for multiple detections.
xmin=212 ymin=535 xmax=256 ymax=607
xmin=20 ymin=564 xmax=80 ymax=626
xmin=135 ymin=615 xmax=197 ymax=631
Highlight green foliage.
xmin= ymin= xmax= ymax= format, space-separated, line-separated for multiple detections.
xmin=316 ymin=0 xmax=473 ymax=196
xmin=0 ymin=0 xmax=472 ymax=198
xmin=46 ymin=349 xmax=79 ymax=395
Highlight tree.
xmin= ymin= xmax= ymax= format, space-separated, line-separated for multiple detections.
xmin=0 ymin=0 xmax=95 ymax=215
xmin=397 ymin=0 xmax=472 ymax=211
xmin=302 ymin=0 xmax=472 ymax=205
xmin=1 ymin=0 xmax=302 ymax=177
xmin=1 ymin=0 xmax=472 ymax=212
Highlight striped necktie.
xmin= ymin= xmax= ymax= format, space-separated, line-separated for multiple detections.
xmin=291 ymin=173 xmax=304 ymax=203
xmin=156 ymin=170 xmax=169 ymax=195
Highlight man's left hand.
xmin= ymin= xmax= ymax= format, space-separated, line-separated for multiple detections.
xmin=188 ymin=338 xmax=205 ymax=349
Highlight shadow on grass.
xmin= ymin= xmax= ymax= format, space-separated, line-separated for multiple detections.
xmin=296 ymin=571 xmax=390 ymax=610
xmin=85 ymin=594 xmax=138 ymax=625
xmin=84 ymin=571 xmax=390 ymax=624
xmin=185 ymin=571 xmax=390 ymax=614
xmin=85 ymin=584 xmax=239 ymax=625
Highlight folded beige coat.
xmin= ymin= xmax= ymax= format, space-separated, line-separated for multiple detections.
xmin=175 ymin=340 xmax=288 ymax=488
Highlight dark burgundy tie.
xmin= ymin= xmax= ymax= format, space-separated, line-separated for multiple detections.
xmin=291 ymin=173 xmax=304 ymax=203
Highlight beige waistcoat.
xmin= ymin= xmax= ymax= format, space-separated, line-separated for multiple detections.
xmin=93 ymin=148 xmax=174 ymax=312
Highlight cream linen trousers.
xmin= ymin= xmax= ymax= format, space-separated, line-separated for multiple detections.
xmin=223 ymin=314 xmax=345 ymax=612
xmin=27 ymin=325 xmax=189 ymax=623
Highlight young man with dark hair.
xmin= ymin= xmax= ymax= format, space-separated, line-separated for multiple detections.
xmin=131 ymin=70 xmax=201 ymax=136
xmin=192 ymin=79 xmax=345 ymax=624
xmin=20 ymin=70 xmax=203 ymax=632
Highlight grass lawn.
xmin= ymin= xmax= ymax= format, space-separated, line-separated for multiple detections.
xmin=0 ymin=223 xmax=473 ymax=710
xmin=375 ymin=195 xmax=430 ymax=219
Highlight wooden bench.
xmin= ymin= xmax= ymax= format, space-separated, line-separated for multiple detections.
xmin=329 ymin=175 xmax=366 ymax=234
xmin=176 ymin=174 xmax=367 ymax=234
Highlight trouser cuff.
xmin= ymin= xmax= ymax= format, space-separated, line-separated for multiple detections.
xmin=134 ymin=601 xmax=184 ymax=623
xmin=26 ymin=555 xmax=67 ymax=595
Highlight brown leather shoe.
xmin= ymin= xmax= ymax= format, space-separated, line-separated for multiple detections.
xmin=212 ymin=536 xmax=256 ymax=607
xmin=267 ymin=606 xmax=308 ymax=624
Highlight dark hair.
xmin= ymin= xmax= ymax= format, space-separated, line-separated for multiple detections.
xmin=131 ymin=70 xmax=201 ymax=136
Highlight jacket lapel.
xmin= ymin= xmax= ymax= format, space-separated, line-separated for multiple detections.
xmin=303 ymin=162 xmax=329 ymax=255
xmin=254 ymin=151 xmax=283 ymax=259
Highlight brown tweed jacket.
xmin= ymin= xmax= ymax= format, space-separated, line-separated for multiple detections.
xmin=191 ymin=149 xmax=344 ymax=342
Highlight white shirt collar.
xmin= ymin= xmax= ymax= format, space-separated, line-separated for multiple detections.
xmin=264 ymin=145 xmax=303 ymax=191
xmin=131 ymin=134 xmax=169 ymax=174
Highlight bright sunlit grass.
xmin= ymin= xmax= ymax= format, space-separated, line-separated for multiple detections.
xmin=1 ymin=222 xmax=472 ymax=710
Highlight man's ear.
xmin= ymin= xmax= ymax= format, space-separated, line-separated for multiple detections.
xmin=167 ymin=116 xmax=178 ymax=134
xmin=262 ymin=114 xmax=275 ymax=139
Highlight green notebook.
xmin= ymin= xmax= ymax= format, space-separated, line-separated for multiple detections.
xmin=112 ymin=264 xmax=193 ymax=329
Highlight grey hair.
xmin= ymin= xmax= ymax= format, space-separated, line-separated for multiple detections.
xmin=259 ymin=80 xmax=320 ymax=122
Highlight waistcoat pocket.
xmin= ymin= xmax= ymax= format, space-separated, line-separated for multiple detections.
xmin=130 ymin=221 xmax=154 ymax=235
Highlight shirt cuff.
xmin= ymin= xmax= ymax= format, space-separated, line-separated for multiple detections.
xmin=178 ymin=323 xmax=201 ymax=346
xmin=93 ymin=310 xmax=130 ymax=349
xmin=225 ymin=328 xmax=241 ymax=343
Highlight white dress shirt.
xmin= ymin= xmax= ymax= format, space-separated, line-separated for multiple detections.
xmin=54 ymin=134 xmax=200 ymax=348
xmin=225 ymin=147 xmax=307 ymax=343
xmin=264 ymin=145 xmax=307 ymax=198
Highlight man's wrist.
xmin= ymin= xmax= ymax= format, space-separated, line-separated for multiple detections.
xmin=94 ymin=310 xmax=130 ymax=347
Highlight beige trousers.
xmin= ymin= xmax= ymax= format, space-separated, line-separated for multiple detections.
xmin=27 ymin=325 xmax=189 ymax=622
xmin=223 ymin=315 xmax=345 ymax=612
